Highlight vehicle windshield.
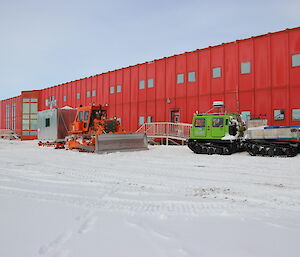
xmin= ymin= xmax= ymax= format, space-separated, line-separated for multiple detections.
xmin=212 ymin=118 xmax=224 ymax=127
xmin=84 ymin=111 xmax=89 ymax=121
xmin=78 ymin=111 xmax=83 ymax=121
xmin=195 ymin=118 xmax=205 ymax=127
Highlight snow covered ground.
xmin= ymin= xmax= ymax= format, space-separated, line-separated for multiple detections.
xmin=0 ymin=140 xmax=300 ymax=257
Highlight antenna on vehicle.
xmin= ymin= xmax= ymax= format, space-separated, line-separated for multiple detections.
xmin=205 ymin=101 xmax=237 ymax=114
xmin=213 ymin=101 xmax=224 ymax=108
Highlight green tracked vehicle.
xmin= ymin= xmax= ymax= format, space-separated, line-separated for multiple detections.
xmin=187 ymin=102 xmax=245 ymax=155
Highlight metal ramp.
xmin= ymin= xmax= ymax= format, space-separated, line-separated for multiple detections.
xmin=136 ymin=122 xmax=192 ymax=145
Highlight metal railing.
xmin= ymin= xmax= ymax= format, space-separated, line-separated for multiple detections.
xmin=0 ymin=129 xmax=20 ymax=140
xmin=136 ymin=122 xmax=192 ymax=145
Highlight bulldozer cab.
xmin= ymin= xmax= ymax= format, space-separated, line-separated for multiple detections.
xmin=71 ymin=105 xmax=109 ymax=134
xmin=76 ymin=109 xmax=91 ymax=132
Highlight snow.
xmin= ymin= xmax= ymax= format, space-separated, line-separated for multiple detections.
xmin=61 ymin=106 xmax=74 ymax=110
xmin=221 ymin=134 xmax=237 ymax=140
xmin=0 ymin=140 xmax=300 ymax=257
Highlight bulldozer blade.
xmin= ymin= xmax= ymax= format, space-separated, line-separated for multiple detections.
xmin=95 ymin=133 xmax=148 ymax=153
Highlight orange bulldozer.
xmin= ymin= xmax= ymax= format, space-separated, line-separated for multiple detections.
xmin=65 ymin=104 xmax=148 ymax=153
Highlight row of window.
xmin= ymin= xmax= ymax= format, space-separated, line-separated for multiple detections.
xmin=139 ymin=116 xmax=153 ymax=125
xmin=5 ymin=103 xmax=17 ymax=130
xmin=46 ymin=90 xmax=97 ymax=106
xmin=178 ymin=54 xmax=300 ymax=81
xmin=110 ymin=85 xmax=122 ymax=94
xmin=195 ymin=117 xmax=225 ymax=128
xmin=240 ymin=109 xmax=300 ymax=121
xmin=194 ymin=109 xmax=300 ymax=128
xmin=44 ymin=54 xmax=300 ymax=103
xmin=273 ymin=109 xmax=300 ymax=121
xmin=177 ymin=72 xmax=196 ymax=84
xmin=43 ymin=54 xmax=300 ymax=106
xmin=176 ymin=62 xmax=250 ymax=83
xmin=139 ymin=78 xmax=154 ymax=89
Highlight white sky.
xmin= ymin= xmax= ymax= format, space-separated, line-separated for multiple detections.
xmin=0 ymin=0 xmax=299 ymax=100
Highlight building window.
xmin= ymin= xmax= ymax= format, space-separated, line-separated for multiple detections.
xmin=22 ymin=98 xmax=38 ymax=135
xmin=45 ymin=118 xmax=50 ymax=127
xmin=139 ymin=116 xmax=145 ymax=125
xmin=212 ymin=67 xmax=221 ymax=78
xmin=177 ymin=74 xmax=184 ymax=84
xmin=147 ymin=116 xmax=153 ymax=123
xmin=148 ymin=78 xmax=154 ymax=88
xmin=92 ymin=89 xmax=96 ymax=97
xmin=5 ymin=104 xmax=10 ymax=129
xmin=87 ymin=91 xmax=91 ymax=98
xmin=76 ymin=93 xmax=80 ymax=99
xmin=63 ymin=95 xmax=67 ymax=102
xmin=212 ymin=118 xmax=224 ymax=127
xmin=188 ymin=72 xmax=196 ymax=82
xmin=139 ymin=80 xmax=145 ymax=89
xmin=241 ymin=111 xmax=251 ymax=121
xmin=45 ymin=96 xmax=56 ymax=107
xmin=292 ymin=54 xmax=300 ymax=67
xmin=274 ymin=109 xmax=285 ymax=121
xmin=110 ymin=86 xmax=115 ymax=94
xmin=292 ymin=109 xmax=300 ymax=121
xmin=12 ymin=103 xmax=16 ymax=130
xmin=241 ymin=62 xmax=251 ymax=74
xmin=117 ymin=85 xmax=122 ymax=93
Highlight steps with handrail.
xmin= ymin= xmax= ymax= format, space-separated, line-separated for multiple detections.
xmin=136 ymin=122 xmax=192 ymax=145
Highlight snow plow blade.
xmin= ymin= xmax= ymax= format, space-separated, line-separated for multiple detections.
xmin=95 ymin=133 xmax=148 ymax=153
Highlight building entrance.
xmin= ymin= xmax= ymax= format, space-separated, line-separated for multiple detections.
xmin=170 ymin=109 xmax=180 ymax=123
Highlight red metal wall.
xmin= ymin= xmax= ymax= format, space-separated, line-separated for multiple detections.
xmin=1 ymin=27 xmax=300 ymax=135
xmin=0 ymin=95 xmax=22 ymax=135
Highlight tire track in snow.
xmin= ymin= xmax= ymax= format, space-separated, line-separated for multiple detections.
xmin=0 ymin=185 xmax=271 ymax=217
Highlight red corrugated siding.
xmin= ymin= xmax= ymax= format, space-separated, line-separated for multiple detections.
xmin=1 ymin=27 xmax=300 ymax=135
xmin=155 ymin=59 xmax=166 ymax=122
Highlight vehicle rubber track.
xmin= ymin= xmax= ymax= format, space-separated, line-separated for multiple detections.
xmin=245 ymin=140 xmax=299 ymax=157
xmin=187 ymin=140 xmax=243 ymax=155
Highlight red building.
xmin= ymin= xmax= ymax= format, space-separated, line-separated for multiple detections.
xmin=1 ymin=27 xmax=300 ymax=140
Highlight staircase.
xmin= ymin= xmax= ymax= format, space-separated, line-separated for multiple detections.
xmin=136 ymin=122 xmax=192 ymax=145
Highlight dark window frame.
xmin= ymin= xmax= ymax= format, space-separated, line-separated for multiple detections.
xmin=177 ymin=73 xmax=184 ymax=84
xmin=84 ymin=111 xmax=89 ymax=121
xmin=139 ymin=80 xmax=145 ymax=89
xmin=292 ymin=54 xmax=300 ymax=67
xmin=292 ymin=109 xmax=300 ymax=121
xmin=212 ymin=118 xmax=224 ymax=127
xmin=78 ymin=111 xmax=83 ymax=121
xmin=194 ymin=118 xmax=206 ymax=127
xmin=212 ymin=67 xmax=222 ymax=78
xmin=241 ymin=62 xmax=251 ymax=74
xmin=274 ymin=109 xmax=285 ymax=121
xmin=148 ymin=78 xmax=154 ymax=88
xmin=45 ymin=118 xmax=50 ymax=127
xmin=188 ymin=72 xmax=196 ymax=82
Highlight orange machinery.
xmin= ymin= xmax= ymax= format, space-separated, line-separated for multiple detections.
xmin=65 ymin=104 xmax=148 ymax=153
xmin=66 ymin=104 xmax=120 ymax=151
